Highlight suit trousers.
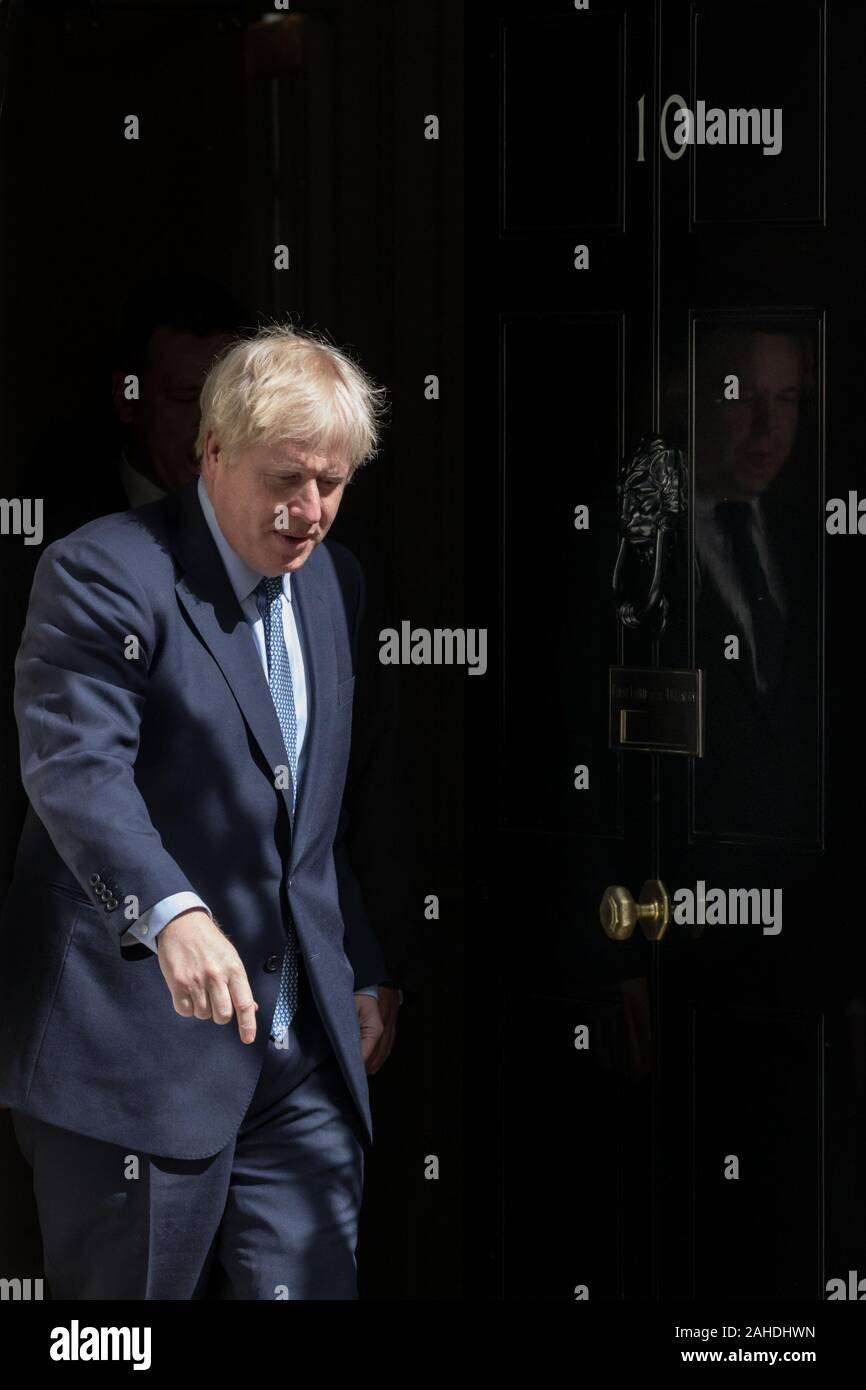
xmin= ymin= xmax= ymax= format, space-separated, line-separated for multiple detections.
xmin=10 ymin=954 xmax=367 ymax=1299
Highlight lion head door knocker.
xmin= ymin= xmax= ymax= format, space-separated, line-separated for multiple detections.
xmin=611 ymin=434 xmax=688 ymax=638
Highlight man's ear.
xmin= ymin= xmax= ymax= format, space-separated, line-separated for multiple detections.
xmin=201 ymin=430 xmax=220 ymax=480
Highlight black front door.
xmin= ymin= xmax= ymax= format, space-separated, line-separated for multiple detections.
xmin=471 ymin=0 xmax=866 ymax=1303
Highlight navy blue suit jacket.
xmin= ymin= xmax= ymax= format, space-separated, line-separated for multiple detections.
xmin=0 ymin=478 xmax=387 ymax=1157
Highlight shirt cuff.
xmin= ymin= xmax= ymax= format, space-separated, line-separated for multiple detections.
xmin=356 ymin=983 xmax=404 ymax=1006
xmin=121 ymin=892 xmax=212 ymax=954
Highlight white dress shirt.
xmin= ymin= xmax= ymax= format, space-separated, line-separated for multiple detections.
xmin=119 ymin=471 xmax=379 ymax=1001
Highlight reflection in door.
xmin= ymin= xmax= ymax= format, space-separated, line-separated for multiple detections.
xmin=692 ymin=320 xmax=820 ymax=844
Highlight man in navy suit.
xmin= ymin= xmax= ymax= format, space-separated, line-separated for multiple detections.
xmin=0 ymin=324 xmax=392 ymax=1299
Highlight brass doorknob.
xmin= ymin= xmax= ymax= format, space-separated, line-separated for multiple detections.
xmin=599 ymin=880 xmax=670 ymax=942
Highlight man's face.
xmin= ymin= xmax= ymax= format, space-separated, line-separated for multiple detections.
xmin=696 ymin=331 xmax=803 ymax=500
xmin=200 ymin=432 xmax=350 ymax=577
xmin=113 ymin=327 xmax=235 ymax=492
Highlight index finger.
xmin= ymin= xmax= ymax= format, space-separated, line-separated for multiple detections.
xmin=228 ymin=968 xmax=258 ymax=1044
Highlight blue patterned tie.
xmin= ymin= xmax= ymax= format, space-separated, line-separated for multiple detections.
xmin=254 ymin=575 xmax=300 ymax=1043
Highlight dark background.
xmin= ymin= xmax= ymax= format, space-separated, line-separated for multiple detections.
xmin=0 ymin=0 xmax=463 ymax=1300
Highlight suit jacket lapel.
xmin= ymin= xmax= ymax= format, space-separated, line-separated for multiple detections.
xmin=164 ymin=481 xmax=298 ymax=836
xmin=697 ymin=562 xmax=782 ymax=728
xmin=286 ymin=561 xmax=336 ymax=867
xmin=164 ymin=480 xmax=343 ymax=861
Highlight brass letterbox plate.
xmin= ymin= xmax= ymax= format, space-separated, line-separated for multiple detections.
xmin=609 ymin=666 xmax=704 ymax=756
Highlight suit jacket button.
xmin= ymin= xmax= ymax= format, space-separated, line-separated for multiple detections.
xmin=89 ymin=873 xmax=101 ymax=886
xmin=264 ymin=955 xmax=279 ymax=972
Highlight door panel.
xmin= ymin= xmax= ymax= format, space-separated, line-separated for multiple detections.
xmin=501 ymin=15 xmax=626 ymax=232
xmin=501 ymin=313 xmax=624 ymax=838
xmin=687 ymin=315 xmax=823 ymax=846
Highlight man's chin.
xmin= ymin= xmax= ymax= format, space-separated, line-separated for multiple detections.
xmin=258 ymin=539 xmax=316 ymax=575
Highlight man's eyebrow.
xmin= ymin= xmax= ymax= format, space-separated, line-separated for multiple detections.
xmin=267 ymin=463 xmax=347 ymax=476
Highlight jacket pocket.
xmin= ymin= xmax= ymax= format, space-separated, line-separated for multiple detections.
xmin=47 ymin=879 xmax=94 ymax=907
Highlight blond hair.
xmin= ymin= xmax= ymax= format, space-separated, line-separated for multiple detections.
xmin=194 ymin=321 xmax=387 ymax=476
